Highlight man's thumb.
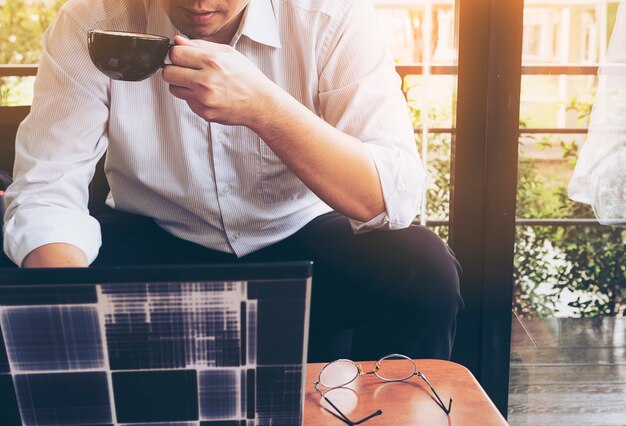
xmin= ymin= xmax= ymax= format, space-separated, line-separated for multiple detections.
xmin=174 ymin=34 xmax=212 ymax=48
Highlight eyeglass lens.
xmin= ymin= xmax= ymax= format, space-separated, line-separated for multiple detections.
xmin=375 ymin=354 xmax=416 ymax=381
xmin=319 ymin=359 xmax=360 ymax=388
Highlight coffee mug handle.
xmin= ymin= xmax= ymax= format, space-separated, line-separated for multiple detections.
xmin=163 ymin=43 xmax=175 ymax=66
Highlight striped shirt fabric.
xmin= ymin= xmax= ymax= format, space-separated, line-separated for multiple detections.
xmin=3 ymin=0 xmax=425 ymax=266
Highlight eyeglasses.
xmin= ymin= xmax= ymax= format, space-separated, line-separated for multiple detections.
xmin=313 ymin=354 xmax=452 ymax=425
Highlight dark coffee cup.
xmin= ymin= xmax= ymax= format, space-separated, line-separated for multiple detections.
xmin=87 ymin=30 xmax=172 ymax=81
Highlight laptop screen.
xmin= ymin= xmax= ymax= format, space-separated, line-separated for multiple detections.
xmin=0 ymin=262 xmax=312 ymax=426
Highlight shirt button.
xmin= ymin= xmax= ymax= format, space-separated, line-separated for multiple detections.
xmin=222 ymin=185 xmax=233 ymax=195
xmin=232 ymin=232 xmax=241 ymax=241
xmin=218 ymin=132 xmax=227 ymax=143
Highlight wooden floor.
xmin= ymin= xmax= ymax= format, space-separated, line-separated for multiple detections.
xmin=508 ymin=317 xmax=626 ymax=426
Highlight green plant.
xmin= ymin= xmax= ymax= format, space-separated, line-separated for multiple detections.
xmin=406 ymin=86 xmax=452 ymax=241
xmin=0 ymin=0 xmax=66 ymax=105
xmin=513 ymin=225 xmax=564 ymax=317
xmin=558 ymin=224 xmax=626 ymax=316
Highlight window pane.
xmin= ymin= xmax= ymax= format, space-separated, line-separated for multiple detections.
xmin=511 ymin=1 xmax=626 ymax=425
xmin=520 ymin=75 xmax=596 ymax=129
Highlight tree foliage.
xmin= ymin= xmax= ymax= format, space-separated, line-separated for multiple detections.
xmin=0 ymin=0 xmax=66 ymax=104
xmin=0 ymin=0 xmax=65 ymax=63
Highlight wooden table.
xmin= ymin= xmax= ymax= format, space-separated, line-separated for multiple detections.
xmin=304 ymin=359 xmax=508 ymax=425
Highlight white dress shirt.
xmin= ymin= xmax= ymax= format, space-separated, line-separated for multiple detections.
xmin=3 ymin=0 xmax=424 ymax=266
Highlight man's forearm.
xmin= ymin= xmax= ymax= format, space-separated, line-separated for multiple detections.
xmin=22 ymin=243 xmax=89 ymax=268
xmin=249 ymin=87 xmax=386 ymax=223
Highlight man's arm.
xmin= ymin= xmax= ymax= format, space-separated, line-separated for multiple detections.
xmin=3 ymin=9 xmax=108 ymax=267
xmin=249 ymin=90 xmax=385 ymax=223
xmin=22 ymin=243 xmax=89 ymax=268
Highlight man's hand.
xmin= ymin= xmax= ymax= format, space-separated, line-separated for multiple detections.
xmin=22 ymin=243 xmax=89 ymax=268
xmin=162 ymin=35 xmax=277 ymax=126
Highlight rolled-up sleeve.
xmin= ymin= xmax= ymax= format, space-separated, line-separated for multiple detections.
xmin=3 ymin=9 xmax=109 ymax=266
xmin=317 ymin=0 xmax=424 ymax=232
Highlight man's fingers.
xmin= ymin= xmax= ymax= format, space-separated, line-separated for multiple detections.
xmin=162 ymin=65 xmax=199 ymax=89
xmin=174 ymin=34 xmax=215 ymax=49
xmin=168 ymin=84 xmax=195 ymax=101
xmin=168 ymin=45 xmax=206 ymax=69
xmin=167 ymin=87 xmax=213 ymax=121
xmin=169 ymin=35 xmax=224 ymax=69
xmin=186 ymin=99 xmax=211 ymax=120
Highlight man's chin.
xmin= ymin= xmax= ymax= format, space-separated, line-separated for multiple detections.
xmin=178 ymin=27 xmax=220 ymax=41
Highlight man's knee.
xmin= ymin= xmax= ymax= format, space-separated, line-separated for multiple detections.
xmin=366 ymin=225 xmax=463 ymax=316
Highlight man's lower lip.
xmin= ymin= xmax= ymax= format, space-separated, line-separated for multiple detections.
xmin=187 ymin=11 xmax=216 ymax=24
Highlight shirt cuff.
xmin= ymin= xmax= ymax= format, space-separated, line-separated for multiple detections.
xmin=4 ymin=207 xmax=101 ymax=267
xmin=349 ymin=211 xmax=389 ymax=233
xmin=359 ymin=143 xmax=424 ymax=230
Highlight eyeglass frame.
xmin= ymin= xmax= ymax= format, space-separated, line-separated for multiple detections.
xmin=313 ymin=353 xmax=453 ymax=425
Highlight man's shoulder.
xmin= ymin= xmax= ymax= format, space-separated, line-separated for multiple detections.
xmin=58 ymin=0 xmax=149 ymax=31
xmin=273 ymin=0 xmax=358 ymax=21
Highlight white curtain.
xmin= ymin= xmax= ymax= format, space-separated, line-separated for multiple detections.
xmin=568 ymin=1 xmax=626 ymax=225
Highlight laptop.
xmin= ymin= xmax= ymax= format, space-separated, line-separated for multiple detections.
xmin=0 ymin=262 xmax=312 ymax=426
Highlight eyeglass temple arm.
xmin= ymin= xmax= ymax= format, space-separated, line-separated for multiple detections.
xmin=352 ymin=409 xmax=383 ymax=425
xmin=314 ymin=383 xmax=353 ymax=424
xmin=418 ymin=373 xmax=453 ymax=415
xmin=314 ymin=382 xmax=383 ymax=425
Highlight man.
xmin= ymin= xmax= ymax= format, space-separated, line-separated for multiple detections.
xmin=3 ymin=0 xmax=463 ymax=361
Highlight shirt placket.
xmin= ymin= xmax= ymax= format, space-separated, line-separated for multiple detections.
xmin=210 ymin=122 xmax=244 ymax=254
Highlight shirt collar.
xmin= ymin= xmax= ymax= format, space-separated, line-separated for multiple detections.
xmin=234 ymin=0 xmax=282 ymax=48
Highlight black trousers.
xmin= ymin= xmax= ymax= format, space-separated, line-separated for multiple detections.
xmin=2 ymin=208 xmax=464 ymax=362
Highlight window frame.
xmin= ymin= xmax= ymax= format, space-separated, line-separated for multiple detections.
xmin=450 ymin=0 xmax=524 ymax=416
